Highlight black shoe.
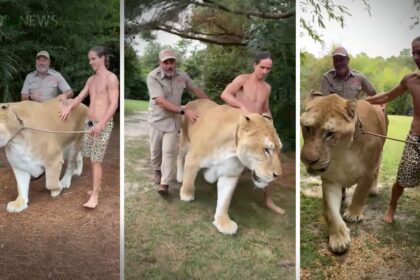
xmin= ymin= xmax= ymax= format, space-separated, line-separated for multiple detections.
xmin=157 ymin=184 xmax=169 ymax=195
xmin=153 ymin=170 xmax=162 ymax=184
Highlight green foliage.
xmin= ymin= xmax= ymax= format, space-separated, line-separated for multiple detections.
xmin=129 ymin=0 xmax=296 ymax=150
xmin=125 ymin=44 xmax=148 ymax=100
xmin=126 ymin=0 xmax=295 ymax=46
xmin=0 ymin=0 xmax=119 ymax=102
xmin=249 ymin=18 xmax=296 ymax=150
xmin=300 ymin=48 xmax=416 ymax=115
xmin=0 ymin=49 xmax=20 ymax=102
xmin=191 ymin=45 xmax=250 ymax=103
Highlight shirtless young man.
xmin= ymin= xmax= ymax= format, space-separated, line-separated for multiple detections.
xmin=59 ymin=46 xmax=119 ymax=208
xmin=221 ymin=51 xmax=285 ymax=215
xmin=366 ymin=36 xmax=420 ymax=223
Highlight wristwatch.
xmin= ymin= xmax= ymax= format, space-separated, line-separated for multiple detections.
xmin=179 ymin=108 xmax=185 ymax=115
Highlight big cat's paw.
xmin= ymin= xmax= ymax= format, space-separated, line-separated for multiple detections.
xmin=343 ymin=209 xmax=364 ymax=223
xmin=180 ymin=186 xmax=195 ymax=202
xmin=329 ymin=224 xmax=351 ymax=254
xmin=50 ymin=188 xmax=63 ymax=197
xmin=7 ymin=198 xmax=28 ymax=213
xmin=213 ymin=216 xmax=238 ymax=235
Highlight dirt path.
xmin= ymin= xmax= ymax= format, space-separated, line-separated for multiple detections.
xmin=0 ymin=121 xmax=120 ymax=280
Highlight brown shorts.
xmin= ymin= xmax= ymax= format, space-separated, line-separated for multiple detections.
xmin=396 ymin=133 xmax=420 ymax=188
xmin=81 ymin=119 xmax=113 ymax=163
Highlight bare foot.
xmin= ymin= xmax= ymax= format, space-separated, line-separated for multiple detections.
xmin=83 ymin=194 xmax=98 ymax=209
xmin=384 ymin=206 xmax=395 ymax=223
xmin=87 ymin=189 xmax=101 ymax=196
xmin=266 ymin=200 xmax=285 ymax=215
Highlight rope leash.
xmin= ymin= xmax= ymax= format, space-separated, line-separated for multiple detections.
xmin=22 ymin=127 xmax=88 ymax=134
xmin=356 ymin=116 xmax=420 ymax=146
xmin=7 ymin=109 xmax=89 ymax=146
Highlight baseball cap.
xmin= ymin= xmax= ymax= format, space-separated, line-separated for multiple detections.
xmin=159 ymin=49 xmax=177 ymax=62
xmin=36 ymin=50 xmax=50 ymax=59
xmin=332 ymin=47 xmax=348 ymax=57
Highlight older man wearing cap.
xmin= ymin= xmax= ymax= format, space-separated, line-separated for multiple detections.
xmin=320 ymin=46 xmax=376 ymax=99
xmin=320 ymin=46 xmax=378 ymax=201
xmin=21 ymin=50 xmax=73 ymax=102
xmin=147 ymin=48 xmax=209 ymax=194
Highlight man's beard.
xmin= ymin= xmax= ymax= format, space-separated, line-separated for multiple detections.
xmin=36 ymin=65 xmax=48 ymax=73
xmin=164 ymin=70 xmax=175 ymax=77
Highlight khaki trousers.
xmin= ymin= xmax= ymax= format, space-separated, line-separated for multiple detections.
xmin=149 ymin=125 xmax=179 ymax=185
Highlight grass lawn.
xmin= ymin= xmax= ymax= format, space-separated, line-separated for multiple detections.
xmin=124 ymin=123 xmax=296 ymax=279
xmin=300 ymin=115 xmax=420 ymax=279
xmin=125 ymin=99 xmax=149 ymax=114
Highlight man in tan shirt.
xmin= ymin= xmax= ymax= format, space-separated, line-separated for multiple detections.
xmin=320 ymin=47 xmax=376 ymax=99
xmin=221 ymin=51 xmax=285 ymax=215
xmin=321 ymin=47 xmax=377 ymax=201
xmin=21 ymin=51 xmax=73 ymax=102
xmin=147 ymin=48 xmax=209 ymax=194
xmin=366 ymin=37 xmax=420 ymax=223
xmin=60 ymin=46 xmax=119 ymax=208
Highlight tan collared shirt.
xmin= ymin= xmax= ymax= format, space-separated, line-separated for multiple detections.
xmin=21 ymin=69 xmax=71 ymax=102
xmin=147 ymin=67 xmax=195 ymax=132
xmin=320 ymin=68 xmax=376 ymax=99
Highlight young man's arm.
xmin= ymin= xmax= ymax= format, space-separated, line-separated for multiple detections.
xmin=91 ymin=74 xmax=119 ymax=135
xmin=262 ymin=85 xmax=272 ymax=116
xmin=221 ymin=75 xmax=247 ymax=110
xmin=59 ymin=77 xmax=91 ymax=120
xmin=365 ymin=76 xmax=408 ymax=105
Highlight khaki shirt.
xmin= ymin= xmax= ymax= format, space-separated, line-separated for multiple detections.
xmin=21 ymin=69 xmax=71 ymax=102
xmin=320 ymin=68 xmax=376 ymax=99
xmin=147 ymin=67 xmax=195 ymax=132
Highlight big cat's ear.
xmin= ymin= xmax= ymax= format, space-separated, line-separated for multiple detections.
xmin=309 ymin=91 xmax=324 ymax=100
xmin=345 ymin=99 xmax=357 ymax=120
xmin=239 ymin=114 xmax=251 ymax=128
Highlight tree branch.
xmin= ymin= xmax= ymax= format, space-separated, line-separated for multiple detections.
xmin=155 ymin=25 xmax=247 ymax=46
xmin=197 ymin=0 xmax=295 ymax=19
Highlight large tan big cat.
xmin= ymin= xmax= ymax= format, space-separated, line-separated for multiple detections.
xmin=0 ymin=98 xmax=87 ymax=212
xmin=301 ymin=92 xmax=387 ymax=254
xmin=177 ymin=99 xmax=282 ymax=234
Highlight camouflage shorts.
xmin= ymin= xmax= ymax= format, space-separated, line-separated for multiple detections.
xmin=81 ymin=119 xmax=113 ymax=163
xmin=396 ymin=133 xmax=420 ymax=188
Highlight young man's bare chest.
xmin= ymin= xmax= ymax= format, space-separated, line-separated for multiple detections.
xmin=239 ymin=79 xmax=269 ymax=103
xmin=89 ymin=75 xmax=109 ymax=99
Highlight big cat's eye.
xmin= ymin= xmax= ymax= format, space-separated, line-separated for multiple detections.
xmin=303 ymin=126 xmax=310 ymax=133
xmin=325 ymin=131 xmax=335 ymax=138
xmin=264 ymin=148 xmax=272 ymax=156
